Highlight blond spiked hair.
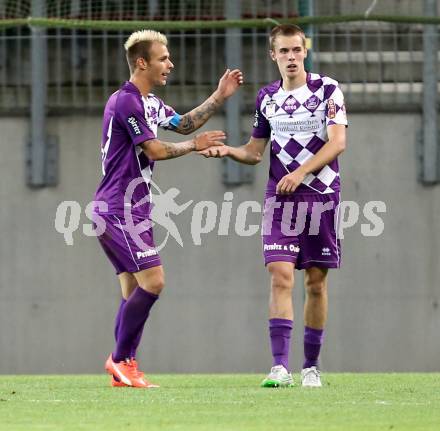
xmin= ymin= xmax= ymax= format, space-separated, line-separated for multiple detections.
xmin=124 ymin=30 xmax=168 ymax=73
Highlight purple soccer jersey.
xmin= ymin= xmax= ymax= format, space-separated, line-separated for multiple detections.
xmin=254 ymin=73 xmax=346 ymax=268
xmin=252 ymin=73 xmax=347 ymax=195
xmin=95 ymin=81 xmax=180 ymax=217
xmin=93 ymin=81 xmax=180 ymax=274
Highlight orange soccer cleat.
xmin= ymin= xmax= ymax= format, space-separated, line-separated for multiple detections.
xmin=105 ymin=354 xmax=159 ymax=388
xmin=110 ymin=375 xmax=129 ymax=387
xmin=130 ymin=359 xmax=144 ymax=377
xmin=130 ymin=359 xmax=160 ymax=388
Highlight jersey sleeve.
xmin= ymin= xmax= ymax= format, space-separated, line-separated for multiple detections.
xmin=116 ymin=92 xmax=157 ymax=146
xmin=156 ymin=98 xmax=182 ymax=130
xmin=251 ymin=89 xmax=271 ymax=139
xmin=324 ymin=83 xmax=348 ymax=127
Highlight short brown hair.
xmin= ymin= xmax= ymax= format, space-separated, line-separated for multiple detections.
xmin=269 ymin=24 xmax=306 ymax=50
xmin=124 ymin=30 xmax=168 ymax=73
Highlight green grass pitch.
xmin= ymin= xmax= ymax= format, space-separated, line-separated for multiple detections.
xmin=0 ymin=374 xmax=439 ymax=431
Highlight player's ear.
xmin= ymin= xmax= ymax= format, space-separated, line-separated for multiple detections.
xmin=136 ymin=57 xmax=148 ymax=70
xmin=304 ymin=47 xmax=308 ymax=59
xmin=269 ymin=49 xmax=276 ymax=62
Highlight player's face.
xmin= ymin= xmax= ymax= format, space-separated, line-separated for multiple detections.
xmin=145 ymin=41 xmax=174 ymax=86
xmin=270 ymin=35 xmax=307 ymax=81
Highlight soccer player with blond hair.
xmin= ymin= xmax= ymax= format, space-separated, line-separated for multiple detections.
xmin=201 ymin=24 xmax=347 ymax=387
xmin=93 ymin=29 xmax=242 ymax=387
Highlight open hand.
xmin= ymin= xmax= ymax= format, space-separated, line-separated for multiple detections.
xmin=194 ymin=131 xmax=226 ymax=151
xmin=217 ymin=69 xmax=244 ymax=99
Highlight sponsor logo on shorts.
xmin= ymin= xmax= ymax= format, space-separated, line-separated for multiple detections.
xmin=136 ymin=249 xmax=158 ymax=259
xmin=264 ymin=243 xmax=300 ymax=253
xmin=321 ymin=247 xmax=331 ymax=256
xmin=127 ymin=116 xmax=142 ymax=135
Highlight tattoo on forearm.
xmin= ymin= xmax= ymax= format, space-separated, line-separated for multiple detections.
xmin=162 ymin=140 xmax=195 ymax=159
xmin=177 ymin=96 xmax=221 ymax=134
xmin=141 ymin=140 xmax=194 ymax=160
xmin=178 ymin=114 xmax=195 ymax=134
xmin=192 ymin=98 xmax=220 ymax=126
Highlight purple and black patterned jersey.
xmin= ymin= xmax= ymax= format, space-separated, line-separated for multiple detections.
xmin=252 ymin=72 xmax=347 ymax=194
xmin=94 ymin=81 xmax=180 ymax=217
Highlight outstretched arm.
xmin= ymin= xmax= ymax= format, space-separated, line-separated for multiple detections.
xmin=198 ymin=136 xmax=268 ymax=165
xmin=141 ymin=130 xmax=226 ymax=161
xmin=173 ymin=69 xmax=243 ymax=135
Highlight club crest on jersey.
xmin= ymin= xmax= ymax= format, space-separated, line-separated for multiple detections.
xmin=327 ymin=99 xmax=336 ymax=119
xmin=127 ymin=116 xmax=142 ymax=135
xmin=146 ymin=106 xmax=158 ymax=123
xmin=304 ymin=95 xmax=320 ymax=112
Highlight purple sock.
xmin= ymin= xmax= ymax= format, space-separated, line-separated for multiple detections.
xmin=114 ymin=298 xmax=143 ymax=359
xmin=112 ymin=287 xmax=158 ymax=362
xmin=114 ymin=298 xmax=127 ymax=342
xmin=130 ymin=325 xmax=144 ymax=359
xmin=269 ymin=318 xmax=293 ymax=370
xmin=303 ymin=326 xmax=324 ymax=369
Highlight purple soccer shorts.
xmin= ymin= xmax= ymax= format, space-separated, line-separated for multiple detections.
xmin=93 ymin=213 xmax=162 ymax=274
xmin=262 ymin=191 xmax=341 ymax=269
